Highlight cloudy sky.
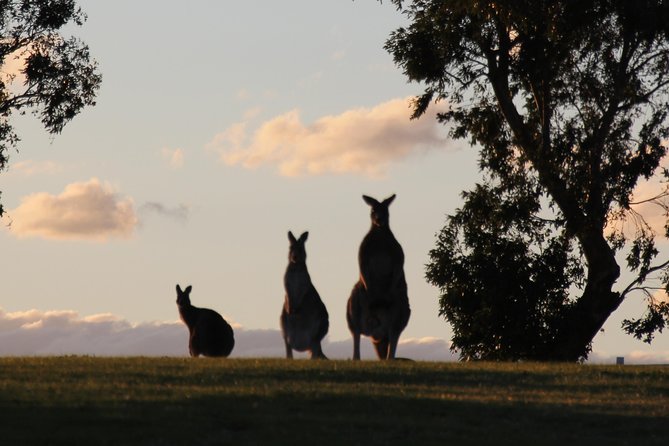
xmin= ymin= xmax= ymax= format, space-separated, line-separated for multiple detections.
xmin=1 ymin=1 xmax=668 ymax=363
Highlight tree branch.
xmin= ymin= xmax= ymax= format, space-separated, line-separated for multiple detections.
xmin=620 ymin=259 xmax=669 ymax=299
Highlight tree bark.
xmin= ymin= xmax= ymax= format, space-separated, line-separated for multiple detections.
xmin=551 ymin=229 xmax=622 ymax=361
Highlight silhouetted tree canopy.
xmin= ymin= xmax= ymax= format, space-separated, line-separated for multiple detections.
xmin=384 ymin=0 xmax=669 ymax=360
xmin=0 ymin=0 xmax=101 ymax=215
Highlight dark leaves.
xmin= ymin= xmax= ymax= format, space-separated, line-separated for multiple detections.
xmin=0 ymin=0 xmax=100 ymax=203
xmin=622 ymin=300 xmax=669 ymax=343
xmin=426 ymin=179 xmax=583 ymax=360
xmin=390 ymin=0 xmax=669 ymax=357
xmin=27 ymin=1 xmax=73 ymax=28
xmin=25 ymin=37 xmax=101 ymax=134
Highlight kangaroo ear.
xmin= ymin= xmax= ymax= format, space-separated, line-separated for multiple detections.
xmin=299 ymin=231 xmax=309 ymax=243
xmin=288 ymin=231 xmax=297 ymax=244
xmin=176 ymin=284 xmax=182 ymax=293
xmin=185 ymin=285 xmax=192 ymax=294
xmin=383 ymin=194 xmax=396 ymax=206
xmin=362 ymin=195 xmax=379 ymax=207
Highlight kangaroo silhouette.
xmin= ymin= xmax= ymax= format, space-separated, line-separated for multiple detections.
xmin=347 ymin=194 xmax=411 ymax=360
xmin=176 ymin=284 xmax=235 ymax=357
xmin=280 ymin=231 xmax=329 ymax=359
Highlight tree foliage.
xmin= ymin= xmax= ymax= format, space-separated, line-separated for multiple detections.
xmin=384 ymin=0 xmax=669 ymax=360
xmin=0 ymin=0 xmax=101 ymax=215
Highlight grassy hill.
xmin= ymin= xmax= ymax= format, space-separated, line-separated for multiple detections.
xmin=0 ymin=357 xmax=667 ymax=445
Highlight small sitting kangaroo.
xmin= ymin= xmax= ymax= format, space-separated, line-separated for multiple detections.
xmin=280 ymin=231 xmax=329 ymax=359
xmin=347 ymin=194 xmax=411 ymax=360
xmin=176 ymin=284 xmax=235 ymax=357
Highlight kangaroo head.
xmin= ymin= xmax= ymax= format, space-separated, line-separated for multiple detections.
xmin=176 ymin=284 xmax=192 ymax=307
xmin=362 ymin=194 xmax=396 ymax=228
xmin=288 ymin=231 xmax=309 ymax=264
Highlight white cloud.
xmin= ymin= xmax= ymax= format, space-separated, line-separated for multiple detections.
xmin=0 ymin=307 xmax=457 ymax=360
xmin=625 ymin=350 xmax=669 ymax=363
xmin=207 ymin=97 xmax=451 ymax=178
xmin=0 ymin=308 xmax=187 ymax=356
xmin=5 ymin=178 xmax=137 ymax=241
xmin=3 ymin=308 xmax=668 ymax=363
xmin=588 ymin=349 xmax=669 ymax=365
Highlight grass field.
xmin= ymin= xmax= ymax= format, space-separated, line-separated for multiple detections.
xmin=0 ymin=357 xmax=667 ymax=445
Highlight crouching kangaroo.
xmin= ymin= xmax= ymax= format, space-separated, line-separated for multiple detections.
xmin=281 ymin=231 xmax=329 ymax=359
xmin=347 ymin=194 xmax=411 ymax=360
xmin=176 ymin=284 xmax=235 ymax=357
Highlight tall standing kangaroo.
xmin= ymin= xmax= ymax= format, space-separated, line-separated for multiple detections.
xmin=280 ymin=231 xmax=329 ymax=359
xmin=176 ymin=284 xmax=235 ymax=357
xmin=347 ymin=194 xmax=411 ymax=360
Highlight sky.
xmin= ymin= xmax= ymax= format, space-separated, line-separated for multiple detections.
xmin=1 ymin=0 xmax=668 ymax=363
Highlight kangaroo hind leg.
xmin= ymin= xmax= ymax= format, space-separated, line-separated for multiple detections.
xmin=284 ymin=337 xmax=293 ymax=359
xmin=373 ymin=337 xmax=389 ymax=360
xmin=387 ymin=331 xmax=402 ymax=360
xmin=310 ymin=343 xmax=327 ymax=360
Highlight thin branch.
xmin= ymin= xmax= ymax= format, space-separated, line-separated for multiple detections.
xmin=630 ymin=48 xmax=669 ymax=74
xmin=629 ymin=190 xmax=669 ymax=206
xmin=620 ymin=258 xmax=669 ymax=298
xmin=624 ymin=286 xmax=663 ymax=298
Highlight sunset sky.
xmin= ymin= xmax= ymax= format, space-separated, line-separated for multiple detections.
xmin=1 ymin=0 xmax=668 ymax=362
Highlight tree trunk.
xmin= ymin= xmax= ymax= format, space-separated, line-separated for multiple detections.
xmin=551 ymin=229 xmax=623 ymax=361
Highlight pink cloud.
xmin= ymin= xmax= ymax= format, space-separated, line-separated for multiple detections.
xmin=3 ymin=308 xmax=667 ymax=363
xmin=160 ymin=147 xmax=184 ymax=169
xmin=608 ymin=152 xmax=669 ymax=238
xmin=8 ymin=160 xmax=64 ymax=176
xmin=6 ymin=178 xmax=137 ymax=241
xmin=0 ymin=45 xmax=28 ymax=88
xmin=207 ymin=97 xmax=451 ymax=178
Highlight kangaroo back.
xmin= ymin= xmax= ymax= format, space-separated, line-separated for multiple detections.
xmin=176 ymin=284 xmax=235 ymax=357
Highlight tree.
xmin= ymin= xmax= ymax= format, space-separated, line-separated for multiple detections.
xmin=0 ymin=0 xmax=101 ymax=215
xmin=384 ymin=0 xmax=669 ymax=360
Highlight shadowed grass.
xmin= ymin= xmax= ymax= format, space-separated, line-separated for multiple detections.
xmin=0 ymin=358 xmax=667 ymax=445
